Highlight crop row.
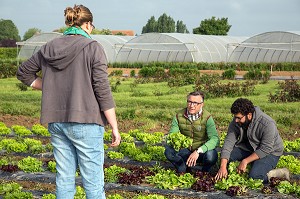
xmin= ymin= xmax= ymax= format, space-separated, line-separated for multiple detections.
xmin=1 ymin=122 xmax=300 ymax=198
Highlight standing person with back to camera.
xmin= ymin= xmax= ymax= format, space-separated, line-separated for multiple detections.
xmin=17 ymin=4 xmax=121 ymax=199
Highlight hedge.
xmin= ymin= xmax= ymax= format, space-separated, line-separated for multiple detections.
xmin=0 ymin=48 xmax=18 ymax=59
xmin=0 ymin=57 xmax=299 ymax=79
xmin=109 ymin=62 xmax=300 ymax=71
xmin=0 ymin=59 xmax=21 ymax=78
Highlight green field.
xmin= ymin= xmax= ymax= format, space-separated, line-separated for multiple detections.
xmin=0 ymin=77 xmax=299 ymax=140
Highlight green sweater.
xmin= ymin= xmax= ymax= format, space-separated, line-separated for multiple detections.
xmin=169 ymin=108 xmax=219 ymax=153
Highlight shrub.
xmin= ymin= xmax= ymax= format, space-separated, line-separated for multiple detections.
xmin=0 ymin=47 xmax=18 ymax=59
xmin=0 ymin=58 xmax=19 ymax=78
xmin=109 ymin=70 xmax=123 ymax=77
xmin=222 ymin=69 xmax=236 ymax=80
xmin=195 ymin=74 xmax=221 ymax=86
xmin=16 ymin=83 xmax=28 ymax=91
xmin=195 ymin=81 xmax=256 ymax=98
xmin=269 ymin=79 xmax=300 ymax=102
xmin=261 ymin=71 xmax=271 ymax=84
xmin=111 ymin=79 xmax=121 ymax=92
xmin=130 ymin=69 xmax=136 ymax=77
xmin=166 ymin=68 xmax=200 ymax=87
xmin=244 ymin=69 xmax=262 ymax=80
xmin=138 ymin=67 xmax=165 ymax=79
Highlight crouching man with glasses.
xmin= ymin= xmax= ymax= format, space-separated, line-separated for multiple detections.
xmin=215 ymin=98 xmax=290 ymax=183
xmin=164 ymin=91 xmax=220 ymax=174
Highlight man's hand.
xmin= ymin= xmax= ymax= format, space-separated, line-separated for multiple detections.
xmin=215 ymin=167 xmax=228 ymax=181
xmin=237 ymin=159 xmax=248 ymax=174
xmin=215 ymin=158 xmax=228 ymax=181
xmin=186 ymin=151 xmax=199 ymax=167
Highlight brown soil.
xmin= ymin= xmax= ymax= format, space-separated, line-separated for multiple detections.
xmin=0 ymin=114 xmax=40 ymax=128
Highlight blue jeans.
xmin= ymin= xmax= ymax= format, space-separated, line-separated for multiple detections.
xmin=229 ymin=147 xmax=280 ymax=183
xmin=164 ymin=145 xmax=218 ymax=172
xmin=48 ymin=122 xmax=105 ymax=199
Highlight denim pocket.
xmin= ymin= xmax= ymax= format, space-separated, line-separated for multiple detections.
xmin=68 ymin=123 xmax=86 ymax=140
xmin=48 ymin=123 xmax=60 ymax=135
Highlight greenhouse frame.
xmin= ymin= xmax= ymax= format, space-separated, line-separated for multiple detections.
xmin=228 ymin=31 xmax=300 ymax=63
xmin=17 ymin=31 xmax=300 ymax=63
xmin=17 ymin=33 xmax=134 ymax=63
xmin=115 ymin=33 xmax=247 ymax=63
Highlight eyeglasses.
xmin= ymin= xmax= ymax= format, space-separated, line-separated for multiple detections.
xmin=187 ymin=100 xmax=203 ymax=106
xmin=89 ymin=22 xmax=95 ymax=30
xmin=233 ymin=115 xmax=245 ymax=121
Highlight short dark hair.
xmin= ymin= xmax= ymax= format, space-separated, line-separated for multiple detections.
xmin=231 ymin=98 xmax=255 ymax=115
xmin=187 ymin=91 xmax=205 ymax=101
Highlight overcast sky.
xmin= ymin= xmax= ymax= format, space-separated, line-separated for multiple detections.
xmin=1 ymin=0 xmax=299 ymax=39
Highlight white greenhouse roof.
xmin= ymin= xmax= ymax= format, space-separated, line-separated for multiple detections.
xmin=228 ymin=31 xmax=300 ymax=63
xmin=115 ymin=33 xmax=248 ymax=63
xmin=17 ymin=33 xmax=134 ymax=63
xmin=91 ymin=35 xmax=134 ymax=63
xmin=17 ymin=31 xmax=300 ymax=63
xmin=17 ymin=32 xmax=62 ymax=59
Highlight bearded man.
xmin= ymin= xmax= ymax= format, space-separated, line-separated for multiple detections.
xmin=215 ymin=98 xmax=289 ymax=183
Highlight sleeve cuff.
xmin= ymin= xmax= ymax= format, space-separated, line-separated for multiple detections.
xmin=196 ymin=147 xmax=203 ymax=153
xmin=30 ymin=79 xmax=37 ymax=87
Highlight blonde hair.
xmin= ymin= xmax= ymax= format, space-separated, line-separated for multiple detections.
xmin=64 ymin=4 xmax=93 ymax=27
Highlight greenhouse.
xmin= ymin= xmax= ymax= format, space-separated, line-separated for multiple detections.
xmin=17 ymin=32 xmax=61 ymax=59
xmin=17 ymin=31 xmax=300 ymax=63
xmin=17 ymin=33 xmax=134 ymax=63
xmin=228 ymin=31 xmax=300 ymax=63
xmin=115 ymin=33 xmax=248 ymax=63
xmin=91 ymin=35 xmax=134 ymax=63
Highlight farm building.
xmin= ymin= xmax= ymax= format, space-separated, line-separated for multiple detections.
xmin=17 ymin=32 xmax=62 ymax=59
xmin=115 ymin=33 xmax=247 ymax=63
xmin=17 ymin=31 xmax=300 ymax=63
xmin=228 ymin=31 xmax=300 ymax=63
xmin=17 ymin=32 xmax=134 ymax=63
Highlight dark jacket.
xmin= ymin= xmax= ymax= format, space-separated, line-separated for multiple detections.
xmin=221 ymin=107 xmax=283 ymax=160
xmin=17 ymin=35 xmax=115 ymax=126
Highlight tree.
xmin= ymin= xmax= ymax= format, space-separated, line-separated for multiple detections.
xmin=92 ymin=29 xmax=112 ymax=35
xmin=193 ymin=16 xmax=231 ymax=35
xmin=53 ymin=26 xmax=68 ymax=33
xmin=176 ymin=20 xmax=189 ymax=33
xmin=142 ymin=13 xmax=187 ymax=34
xmin=157 ymin=13 xmax=175 ymax=33
xmin=0 ymin=19 xmax=21 ymax=41
xmin=23 ymin=28 xmax=41 ymax=41
xmin=54 ymin=26 xmax=112 ymax=35
xmin=142 ymin=16 xmax=157 ymax=33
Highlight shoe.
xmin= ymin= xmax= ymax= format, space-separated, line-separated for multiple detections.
xmin=267 ymin=168 xmax=290 ymax=181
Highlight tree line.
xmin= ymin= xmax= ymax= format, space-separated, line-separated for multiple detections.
xmin=0 ymin=14 xmax=231 ymax=47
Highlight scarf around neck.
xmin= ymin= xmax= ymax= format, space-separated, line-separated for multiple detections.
xmin=63 ymin=26 xmax=92 ymax=39
xmin=187 ymin=108 xmax=203 ymax=122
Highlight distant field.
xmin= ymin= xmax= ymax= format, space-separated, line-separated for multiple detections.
xmin=0 ymin=77 xmax=299 ymax=140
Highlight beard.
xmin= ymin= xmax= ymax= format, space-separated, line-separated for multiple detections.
xmin=240 ymin=116 xmax=251 ymax=129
